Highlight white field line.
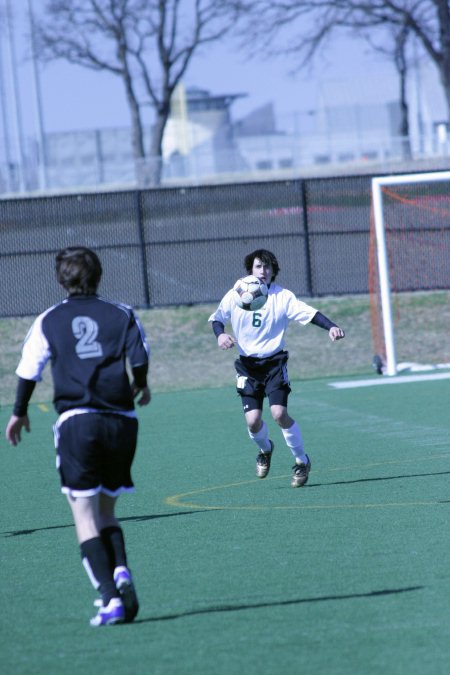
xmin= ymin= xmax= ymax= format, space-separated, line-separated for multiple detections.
xmin=329 ymin=372 xmax=450 ymax=389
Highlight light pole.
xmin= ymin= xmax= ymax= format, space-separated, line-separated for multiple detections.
xmin=27 ymin=0 xmax=48 ymax=189
xmin=0 ymin=22 xmax=15 ymax=192
xmin=5 ymin=0 xmax=26 ymax=191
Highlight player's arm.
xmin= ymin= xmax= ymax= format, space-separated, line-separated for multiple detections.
xmin=211 ymin=320 xmax=236 ymax=350
xmin=5 ymin=377 xmax=36 ymax=446
xmin=208 ymin=293 xmax=236 ymax=350
xmin=311 ymin=312 xmax=345 ymax=342
xmin=6 ymin=313 xmax=52 ymax=446
xmin=126 ymin=310 xmax=151 ymax=405
xmin=131 ymin=364 xmax=151 ymax=406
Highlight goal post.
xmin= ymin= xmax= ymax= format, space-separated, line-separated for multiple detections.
xmin=370 ymin=170 xmax=450 ymax=376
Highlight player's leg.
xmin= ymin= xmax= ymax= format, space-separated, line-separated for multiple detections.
xmin=99 ymin=495 xmax=129 ymax=575
xmin=244 ymin=405 xmax=272 ymax=449
xmin=235 ymin=359 xmax=274 ymax=478
xmin=265 ymin=353 xmax=311 ymax=487
xmin=66 ymin=493 xmax=124 ymax=626
xmin=244 ymin=405 xmax=275 ymax=478
xmin=98 ymin=493 xmax=139 ymax=623
xmin=98 ymin=414 xmax=140 ymax=621
xmin=97 ymin=494 xmax=126 ymax=568
xmin=269 ymin=401 xmax=307 ymax=461
xmin=269 ymin=402 xmax=311 ymax=487
xmin=56 ymin=413 xmax=124 ymax=626
xmin=269 ymin=401 xmax=306 ymax=459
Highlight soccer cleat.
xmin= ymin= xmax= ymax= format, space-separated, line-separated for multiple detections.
xmin=291 ymin=455 xmax=311 ymax=488
xmin=256 ymin=441 xmax=274 ymax=479
xmin=90 ymin=597 xmax=124 ymax=627
xmin=114 ymin=566 xmax=139 ymax=622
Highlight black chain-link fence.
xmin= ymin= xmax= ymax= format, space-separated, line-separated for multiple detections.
xmin=0 ymin=173 xmax=430 ymax=317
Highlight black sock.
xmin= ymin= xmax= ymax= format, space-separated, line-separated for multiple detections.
xmin=80 ymin=536 xmax=118 ymax=606
xmin=101 ymin=526 xmax=128 ymax=571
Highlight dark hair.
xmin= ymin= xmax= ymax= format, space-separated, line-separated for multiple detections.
xmin=55 ymin=246 xmax=102 ymax=295
xmin=244 ymin=249 xmax=280 ymax=281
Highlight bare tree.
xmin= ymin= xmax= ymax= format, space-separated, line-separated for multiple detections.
xmin=364 ymin=22 xmax=414 ymax=159
xmin=34 ymin=0 xmax=242 ymax=186
xmin=342 ymin=1 xmax=450 ymax=124
xmin=393 ymin=24 xmax=413 ymax=159
xmin=235 ymin=1 xmax=450 ymax=123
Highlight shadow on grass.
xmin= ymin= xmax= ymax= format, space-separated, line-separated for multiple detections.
xmin=135 ymin=585 xmax=424 ymax=623
xmin=1 ymin=510 xmax=209 ymax=537
xmin=307 ymin=469 xmax=450 ymax=489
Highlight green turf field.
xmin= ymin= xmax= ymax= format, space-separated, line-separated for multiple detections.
xmin=2 ymin=374 xmax=450 ymax=674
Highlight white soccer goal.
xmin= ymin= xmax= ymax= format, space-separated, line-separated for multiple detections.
xmin=371 ymin=170 xmax=450 ymax=376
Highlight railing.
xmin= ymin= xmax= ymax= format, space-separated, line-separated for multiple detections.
xmin=1 ymin=130 xmax=448 ymax=196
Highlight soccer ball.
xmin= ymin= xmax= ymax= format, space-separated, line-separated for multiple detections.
xmin=232 ymin=275 xmax=268 ymax=311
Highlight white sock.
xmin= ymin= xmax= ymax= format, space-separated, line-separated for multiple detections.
xmin=281 ymin=422 xmax=308 ymax=464
xmin=248 ymin=420 xmax=272 ymax=453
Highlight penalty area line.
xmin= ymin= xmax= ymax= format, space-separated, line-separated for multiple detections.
xmin=329 ymin=372 xmax=450 ymax=389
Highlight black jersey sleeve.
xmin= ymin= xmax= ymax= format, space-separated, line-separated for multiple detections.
xmin=212 ymin=320 xmax=225 ymax=338
xmin=132 ymin=364 xmax=148 ymax=389
xmin=311 ymin=311 xmax=337 ymax=331
xmin=13 ymin=377 xmax=37 ymax=416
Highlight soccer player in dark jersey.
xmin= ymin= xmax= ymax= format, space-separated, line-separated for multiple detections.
xmin=5 ymin=247 xmax=151 ymax=627
xmin=209 ymin=249 xmax=345 ymax=488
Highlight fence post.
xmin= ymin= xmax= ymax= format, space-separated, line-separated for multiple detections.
xmin=300 ymin=179 xmax=313 ymax=297
xmin=135 ymin=190 xmax=151 ymax=307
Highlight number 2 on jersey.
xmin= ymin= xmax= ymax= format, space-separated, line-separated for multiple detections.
xmin=72 ymin=316 xmax=103 ymax=359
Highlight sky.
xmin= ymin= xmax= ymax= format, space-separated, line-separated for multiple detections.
xmin=31 ymin=36 xmax=400 ymax=132
xmin=1 ymin=0 xmax=445 ymax=143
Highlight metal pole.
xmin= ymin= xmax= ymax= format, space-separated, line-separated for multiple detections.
xmin=5 ymin=0 xmax=26 ymax=191
xmin=0 ymin=18 xmax=15 ymax=192
xmin=27 ymin=0 xmax=48 ymax=189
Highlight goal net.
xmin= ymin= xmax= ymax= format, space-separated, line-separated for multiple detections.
xmin=369 ymin=170 xmax=450 ymax=376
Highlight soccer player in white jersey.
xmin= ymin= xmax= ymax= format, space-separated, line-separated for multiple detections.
xmin=209 ymin=249 xmax=345 ymax=487
xmin=5 ymin=247 xmax=151 ymax=627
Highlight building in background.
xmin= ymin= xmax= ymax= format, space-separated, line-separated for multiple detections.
xmin=0 ymin=72 xmax=448 ymax=195
xmin=163 ymin=85 xmax=248 ymax=179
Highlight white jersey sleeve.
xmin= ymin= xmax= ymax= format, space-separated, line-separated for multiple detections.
xmin=16 ymin=310 xmax=53 ymax=381
xmin=283 ymin=288 xmax=318 ymax=324
xmin=208 ymin=289 xmax=235 ymax=325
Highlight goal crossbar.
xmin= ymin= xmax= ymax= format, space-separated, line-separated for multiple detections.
xmin=371 ymin=170 xmax=450 ymax=376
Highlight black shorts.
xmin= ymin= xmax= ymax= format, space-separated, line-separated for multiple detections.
xmin=235 ymin=351 xmax=291 ymax=412
xmin=54 ymin=412 xmax=138 ymax=497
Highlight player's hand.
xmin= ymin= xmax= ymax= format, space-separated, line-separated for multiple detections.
xmin=329 ymin=326 xmax=345 ymax=342
xmin=5 ymin=414 xmax=30 ymax=446
xmin=132 ymin=384 xmax=151 ymax=406
xmin=218 ymin=333 xmax=236 ymax=350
